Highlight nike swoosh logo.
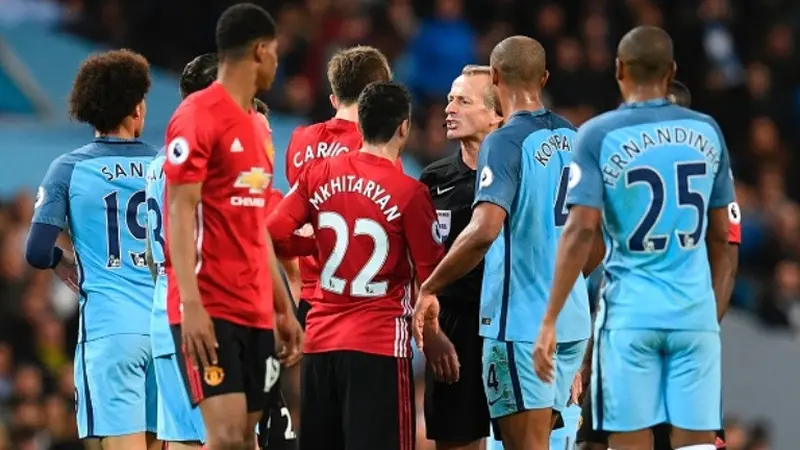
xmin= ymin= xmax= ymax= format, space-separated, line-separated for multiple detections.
xmin=487 ymin=397 xmax=502 ymax=406
xmin=437 ymin=186 xmax=455 ymax=195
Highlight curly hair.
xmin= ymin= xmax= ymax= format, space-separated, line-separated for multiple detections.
xmin=68 ymin=49 xmax=151 ymax=134
xmin=179 ymin=53 xmax=218 ymax=99
xmin=328 ymin=46 xmax=392 ymax=106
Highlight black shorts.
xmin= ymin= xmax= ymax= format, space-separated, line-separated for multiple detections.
xmin=172 ymin=318 xmax=282 ymax=413
xmin=424 ymin=307 xmax=490 ymax=442
xmin=257 ymin=389 xmax=298 ymax=450
xmin=577 ymin=392 xmax=727 ymax=449
xmin=297 ymin=299 xmax=312 ymax=330
xmin=299 ymin=351 xmax=415 ymax=450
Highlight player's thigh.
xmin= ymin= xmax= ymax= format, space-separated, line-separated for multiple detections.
xmin=74 ymin=334 xmax=153 ymax=438
xmin=482 ymin=338 xmax=555 ymax=417
xmin=340 ymin=352 xmax=415 ymax=450
xmin=299 ymin=353 xmax=343 ymax=450
xmin=592 ymin=329 xmax=665 ymax=433
xmin=554 ymin=339 xmax=588 ymax=412
xmin=153 ymin=354 xmax=205 ymax=443
xmin=663 ymin=330 xmax=722 ymax=431
xmin=424 ymin=308 xmax=490 ymax=443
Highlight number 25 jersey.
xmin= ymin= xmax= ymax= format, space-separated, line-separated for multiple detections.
xmin=268 ymin=151 xmax=444 ymax=358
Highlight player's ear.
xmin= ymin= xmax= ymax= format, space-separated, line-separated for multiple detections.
xmin=329 ymin=94 xmax=339 ymax=110
xmin=667 ymin=61 xmax=677 ymax=83
xmin=615 ymin=58 xmax=623 ymax=82
xmin=490 ymin=66 xmax=499 ymax=86
xmin=540 ymin=70 xmax=549 ymax=89
xmin=398 ymin=119 xmax=410 ymax=139
xmin=133 ymin=99 xmax=145 ymax=119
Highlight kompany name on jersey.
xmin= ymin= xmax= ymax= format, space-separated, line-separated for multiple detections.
xmin=532 ymin=132 xmax=573 ymax=167
xmin=600 ymin=126 xmax=722 ymax=186
xmin=308 ymin=175 xmax=401 ymax=222
xmin=292 ymin=141 xmax=350 ymax=168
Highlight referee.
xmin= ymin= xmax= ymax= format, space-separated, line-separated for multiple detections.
xmin=420 ymin=65 xmax=501 ymax=450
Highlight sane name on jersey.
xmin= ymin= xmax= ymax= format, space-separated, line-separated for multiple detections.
xmin=101 ymin=162 xmax=148 ymax=181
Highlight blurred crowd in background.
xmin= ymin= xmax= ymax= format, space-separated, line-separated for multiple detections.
xmin=1 ymin=0 xmax=799 ymax=448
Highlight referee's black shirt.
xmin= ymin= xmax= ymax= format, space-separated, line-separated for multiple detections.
xmin=419 ymin=151 xmax=483 ymax=309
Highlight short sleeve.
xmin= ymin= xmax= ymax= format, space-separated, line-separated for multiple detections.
xmin=728 ymin=199 xmax=741 ymax=245
xmin=473 ymin=131 xmax=522 ymax=213
xmin=163 ymin=105 xmax=214 ymax=184
xmin=708 ymin=120 xmax=735 ymax=208
xmin=31 ymin=156 xmax=74 ymax=229
xmin=402 ymin=184 xmax=445 ymax=283
xmin=565 ymin=122 xmax=605 ymax=210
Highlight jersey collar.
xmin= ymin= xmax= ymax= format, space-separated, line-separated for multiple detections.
xmin=618 ymin=98 xmax=671 ymax=109
xmin=508 ymin=108 xmax=548 ymax=121
xmin=94 ymin=136 xmax=143 ymax=144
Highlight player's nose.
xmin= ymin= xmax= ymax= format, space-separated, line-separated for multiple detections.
xmin=445 ymin=102 xmax=458 ymax=114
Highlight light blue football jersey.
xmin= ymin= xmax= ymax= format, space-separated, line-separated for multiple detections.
xmin=146 ymin=150 xmax=171 ymax=357
xmin=474 ymin=109 xmax=590 ymax=343
xmin=32 ymin=137 xmax=159 ymax=342
xmin=566 ymin=98 xmax=735 ymax=331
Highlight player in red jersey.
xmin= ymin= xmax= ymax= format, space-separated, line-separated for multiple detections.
xmin=284 ymin=46 xmax=395 ymax=329
xmin=163 ymin=4 xmax=303 ymax=450
xmin=268 ymin=81 xmax=444 ymax=450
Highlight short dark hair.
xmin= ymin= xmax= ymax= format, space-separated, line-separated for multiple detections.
xmin=179 ymin=53 xmax=218 ymax=99
xmin=490 ymin=36 xmax=547 ymax=88
xmin=667 ymin=80 xmax=691 ymax=107
xmin=215 ymin=3 xmax=276 ymax=59
xmin=617 ymin=26 xmax=674 ymax=83
xmin=68 ymin=49 xmax=151 ymax=134
xmin=327 ymin=46 xmax=392 ymax=106
xmin=358 ymin=81 xmax=411 ymax=144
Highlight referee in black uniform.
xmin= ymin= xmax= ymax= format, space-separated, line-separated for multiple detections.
xmin=420 ymin=65 xmax=502 ymax=450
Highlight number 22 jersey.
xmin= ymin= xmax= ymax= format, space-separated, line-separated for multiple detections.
xmin=268 ymin=151 xmax=444 ymax=357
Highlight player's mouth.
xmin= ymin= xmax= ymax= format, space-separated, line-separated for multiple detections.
xmin=445 ymin=119 xmax=459 ymax=130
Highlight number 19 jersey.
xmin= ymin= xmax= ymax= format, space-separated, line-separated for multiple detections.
xmin=32 ymin=138 xmax=159 ymax=342
xmin=566 ymin=99 xmax=735 ymax=331
xmin=267 ymin=151 xmax=444 ymax=357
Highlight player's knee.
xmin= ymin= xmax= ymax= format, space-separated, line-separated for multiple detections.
xmin=206 ymin=429 xmax=248 ymax=450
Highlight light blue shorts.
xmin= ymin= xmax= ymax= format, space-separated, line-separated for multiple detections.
xmin=74 ymin=334 xmax=157 ymax=438
xmin=482 ymin=338 xmax=587 ymax=419
xmin=154 ymin=354 xmax=206 ymax=443
xmin=591 ymin=328 xmax=721 ymax=432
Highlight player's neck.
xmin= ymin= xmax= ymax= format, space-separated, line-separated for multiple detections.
xmin=217 ymin=64 xmax=258 ymax=112
xmin=503 ymin=90 xmax=545 ymax=119
xmin=361 ymin=144 xmax=399 ymax=163
xmin=95 ymin=127 xmax=136 ymax=140
xmin=459 ymin=139 xmax=480 ymax=170
xmin=623 ymin=85 xmax=668 ymax=104
xmin=333 ymin=104 xmax=359 ymax=123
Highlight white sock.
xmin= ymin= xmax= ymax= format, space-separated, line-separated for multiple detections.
xmin=675 ymin=445 xmax=716 ymax=450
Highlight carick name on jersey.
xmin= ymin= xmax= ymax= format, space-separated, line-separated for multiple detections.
xmin=309 ymin=175 xmax=401 ymax=222
xmin=293 ymin=141 xmax=350 ymax=168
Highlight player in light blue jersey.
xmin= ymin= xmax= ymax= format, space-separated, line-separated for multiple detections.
xmin=534 ymin=27 xmax=735 ymax=450
xmin=25 ymin=50 xmax=160 ymax=449
xmin=413 ymin=36 xmax=597 ymax=450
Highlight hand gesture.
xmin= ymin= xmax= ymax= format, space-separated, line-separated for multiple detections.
xmin=423 ymin=330 xmax=460 ymax=383
xmin=181 ymin=300 xmax=218 ymax=369
xmin=412 ymin=290 xmax=440 ymax=350
xmin=275 ymin=311 xmax=303 ymax=367
xmin=55 ymin=251 xmax=79 ymax=293
xmin=533 ymin=322 xmax=556 ymax=383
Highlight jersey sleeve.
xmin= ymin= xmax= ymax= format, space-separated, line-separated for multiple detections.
xmin=267 ymin=173 xmax=313 ymax=247
xmin=473 ymin=131 xmax=522 ymax=213
xmin=402 ymin=184 xmax=445 ymax=283
xmin=708 ymin=120 xmax=735 ymax=209
xmin=163 ymin=106 xmax=214 ymax=184
xmin=285 ymin=127 xmax=304 ymax=186
xmin=565 ymin=121 xmax=605 ymax=210
xmin=727 ymin=198 xmax=741 ymax=245
xmin=31 ymin=155 xmax=74 ymax=229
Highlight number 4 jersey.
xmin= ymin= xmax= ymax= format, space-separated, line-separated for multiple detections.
xmin=31 ymin=137 xmax=159 ymax=342
xmin=267 ymin=151 xmax=445 ymax=358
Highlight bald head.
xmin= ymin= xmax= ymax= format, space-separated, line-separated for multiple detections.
xmin=490 ymin=36 xmax=547 ymax=88
xmin=617 ymin=26 xmax=674 ymax=83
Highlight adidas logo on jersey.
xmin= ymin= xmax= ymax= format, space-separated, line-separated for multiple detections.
xmin=231 ymin=138 xmax=244 ymax=153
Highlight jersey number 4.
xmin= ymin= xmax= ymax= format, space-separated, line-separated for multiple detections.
xmin=626 ymin=163 xmax=707 ymax=252
xmin=103 ymin=190 xmax=163 ymax=269
xmin=318 ymin=212 xmax=389 ymax=297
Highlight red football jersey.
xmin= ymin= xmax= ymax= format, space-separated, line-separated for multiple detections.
xmin=268 ymin=151 xmax=444 ymax=357
xmin=728 ymin=199 xmax=741 ymax=245
xmin=285 ymin=118 xmax=405 ymax=302
xmin=164 ymin=82 xmax=275 ymax=330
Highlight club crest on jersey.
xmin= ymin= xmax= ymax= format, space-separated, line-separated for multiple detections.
xmin=34 ymin=186 xmax=44 ymax=208
xmin=167 ymin=137 xmax=190 ymax=164
xmin=568 ymin=163 xmax=582 ymax=189
xmin=234 ymin=167 xmax=272 ymax=194
xmin=204 ymin=366 xmax=225 ymax=386
xmin=479 ymin=167 xmax=493 ymax=189
xmin=436 ymin=210 xmax=452 ymax=242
